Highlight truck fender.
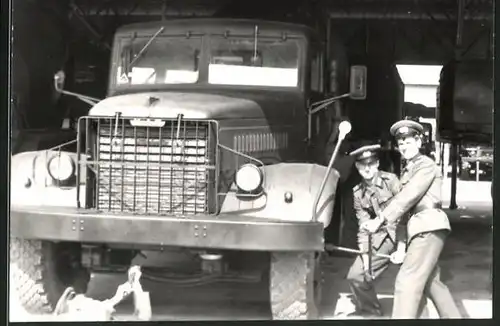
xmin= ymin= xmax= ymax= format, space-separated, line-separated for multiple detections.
xmin=220 ymin=163 xmax=340 ymax=228
xmin=10 ymin=151 xmax=85 ymax=207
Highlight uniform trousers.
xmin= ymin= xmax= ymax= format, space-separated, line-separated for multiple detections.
xmin=346 ymin=235 xmax=394 ymax=313
xmin=392 ymin=230 xmax=462 ymax=319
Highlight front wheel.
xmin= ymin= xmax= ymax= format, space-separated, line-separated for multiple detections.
xmin=10 ymin=238 xmax=90 ymax=314
xmin=269 ymin=251 xmax=323 ymax=320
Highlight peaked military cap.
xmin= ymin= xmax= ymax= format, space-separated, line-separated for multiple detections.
xmin=390 ymin=119 xmax=424 ymax=139
xmin=349 ymin=144 xmax=381 ymax=164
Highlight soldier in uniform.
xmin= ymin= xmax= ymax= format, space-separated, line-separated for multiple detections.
xmin=361 ymin=120 xmax=461 ymax=319
xmin=345 ymin=144 xmax=407 ymax=317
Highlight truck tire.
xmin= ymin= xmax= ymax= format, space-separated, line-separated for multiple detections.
xmin=269 ymin=251 xmax=323 ymax=320
xmin=10 ymin=238 xmax=90 ymax=314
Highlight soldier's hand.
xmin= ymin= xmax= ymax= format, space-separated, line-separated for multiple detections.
xmin=361 ymin=217 xmax=383 ymax=233
xmin=358 ymin=245 xmax=369 ymax=255
xmin=390 ymin=249 xmax=406 ymax=265
xmin=361 ymin=254 xmax=370 ymax=272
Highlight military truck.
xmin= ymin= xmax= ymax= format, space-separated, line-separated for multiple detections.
xmin=10 ymin=18 xmax=367 ymax=319
xmin=437 ymin=59 xmax=493 ymax=144
xmin=437 ymin=59 xmax=493 ymax=199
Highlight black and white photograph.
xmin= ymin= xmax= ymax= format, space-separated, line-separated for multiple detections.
xmin=7 ymin=0 xmax=494 ymax=321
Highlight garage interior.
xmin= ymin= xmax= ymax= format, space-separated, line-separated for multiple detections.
xmin=9 ymin=0 xmax=494 ymax=321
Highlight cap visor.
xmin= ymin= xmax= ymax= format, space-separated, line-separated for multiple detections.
xmin=356 ymin=157 xmax=378 ymax=165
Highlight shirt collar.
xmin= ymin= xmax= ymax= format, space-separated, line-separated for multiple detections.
xmin=406 ymin=153 xmax=422 ymax=169
xmin=361 ymin=171 xmax=383 ymax=194
xmin=374 ymin=172 xmax=384 ymax=188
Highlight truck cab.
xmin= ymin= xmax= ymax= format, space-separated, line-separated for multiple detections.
xmin=10 ymin=18 xmax=364 ymax=319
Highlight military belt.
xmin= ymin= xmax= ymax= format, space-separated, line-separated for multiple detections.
xmin=412 ymin=203 xmax=442 ymax=215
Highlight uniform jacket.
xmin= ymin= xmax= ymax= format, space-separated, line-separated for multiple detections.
xmin=353 ymin=170 xmax=405 ymax=251
xmin=381 ymin=154 xmax=451 ymax=241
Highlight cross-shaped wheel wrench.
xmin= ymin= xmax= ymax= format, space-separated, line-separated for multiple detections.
xmin=129 ymin=266 xmax=152 ymax=321
xmin=368 ymin=233 xmax=374 ymax=280
xmin=128 ymin=266 xmax=143 ymax=293
xmin=103 ymin=265 xmax=142 ymax=308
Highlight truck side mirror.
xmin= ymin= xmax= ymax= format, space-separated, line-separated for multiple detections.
xmin=54 ymin=70 xmax=66 ymax=93
xmin=52 ymin=70 xmax=100 ymax=106
xmin=349 ymin=65 xmax=367 ymax=100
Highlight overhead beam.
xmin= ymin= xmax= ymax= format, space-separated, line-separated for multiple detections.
xmin=70 ymin=0 xmax=492 ymax=21
xmin=82 ymin=9 xmax=492 ymax=21
xmin=328 ymin=11 xmax=491 ymax=21
xmin=85 ymin=8 xmax=216 ymax=16
xmin=70 ymin=1 xmax=111 ymax=50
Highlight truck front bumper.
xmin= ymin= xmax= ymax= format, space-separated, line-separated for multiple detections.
xmin=10 ymin=206 xmax=324 ymax=251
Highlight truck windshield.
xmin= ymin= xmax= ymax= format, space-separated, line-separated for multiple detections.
xmin=116 ymin=36 xmax=202 ymax=85
xmin=208 ymin=37 xmax=300 ymax=87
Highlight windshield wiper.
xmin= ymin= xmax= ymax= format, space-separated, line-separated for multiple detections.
xmin=126 ymin=26 xmax=165 ymax=72
xmin=252 ymin=25 xmax=259 ymax=65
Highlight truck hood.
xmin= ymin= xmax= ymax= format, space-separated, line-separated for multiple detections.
xmin=89 ymin=91 xmax=303 ymax=120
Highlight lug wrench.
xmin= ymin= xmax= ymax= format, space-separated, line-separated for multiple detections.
xmin=366 ymin=195 xmax=386 ymax=279
xmin=325 ymin=244 xmax=391 ymax=259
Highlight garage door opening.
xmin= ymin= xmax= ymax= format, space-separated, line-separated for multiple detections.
xmin=396 ymin=64 xmax=442 ymax=109
xmin=396 ymin=64 xmax=443 ymax=163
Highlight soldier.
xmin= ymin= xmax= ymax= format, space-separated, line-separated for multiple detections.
xmin=345 ymin=144 xmax=407 ymax=317
xmin=361 ymin=120 xmax=461 ymax=319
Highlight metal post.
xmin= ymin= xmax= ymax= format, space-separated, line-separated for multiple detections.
xmin=476 ymin=160 xmax=480 ymax=182
xmin=449 ymin=0 xmax=465 ymax=210
xmin=440 ymin=142 xmax=445 ymax=175
xmin=455 ymin=0 xmax=465 ymax=50
xmin=476 ymin=146 xmax=480 ymax=182
xmin=325 ymin=15 xmax=332 ymax=93
xmin=449 ymin=141 xmax=458 ymax=209
xmin=161 ymin=0 xmax=167 ymax=21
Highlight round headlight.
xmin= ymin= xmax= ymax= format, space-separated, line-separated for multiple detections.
xmin=47 ymin=153 xmax=75 ymax=182
xmin=235 ymin=164 xmax=263 ymax=192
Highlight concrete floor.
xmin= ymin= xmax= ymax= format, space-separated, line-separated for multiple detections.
xmin=10 ymin=180 xmax=493 ymax=321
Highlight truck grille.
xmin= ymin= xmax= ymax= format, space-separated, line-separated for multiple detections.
xmin=84 ymin=117 xmax=217 ymax=215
